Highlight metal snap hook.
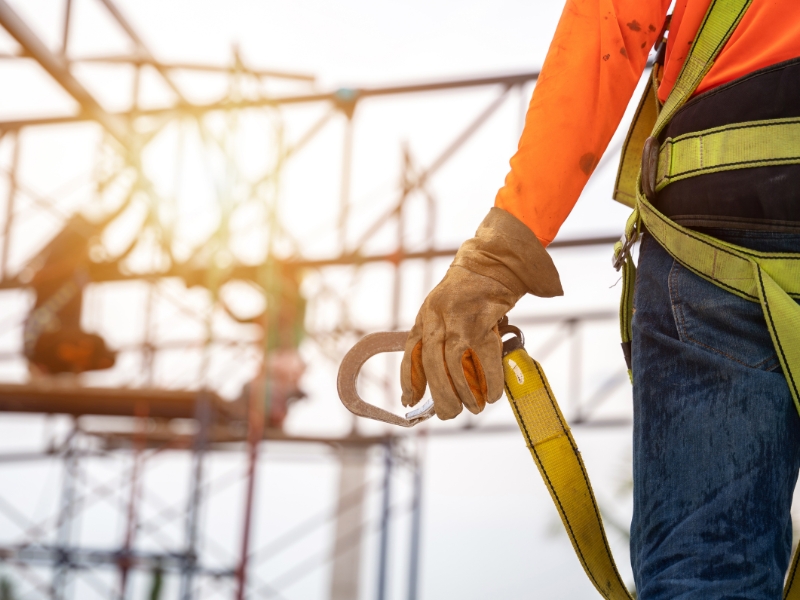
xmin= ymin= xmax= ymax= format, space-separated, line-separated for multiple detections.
xmin=337 ymin=331 xmax=435 ymax=427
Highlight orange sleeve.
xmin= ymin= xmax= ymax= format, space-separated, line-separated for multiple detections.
xmin=495 ymin=0 xmax=670 ymax=246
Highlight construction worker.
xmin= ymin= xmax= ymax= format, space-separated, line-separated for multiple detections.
xmin=24 ymin=214 xmax=116 ymax=375
xmin=400 ymin=1 xmax=800 ymax=597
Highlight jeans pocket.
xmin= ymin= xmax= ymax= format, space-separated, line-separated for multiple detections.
xmin=667 ymin=259 xmax=780 ymax=371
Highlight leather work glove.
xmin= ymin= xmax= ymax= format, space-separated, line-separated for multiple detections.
xmin=400 ymin=207 xmax=562 ymax=419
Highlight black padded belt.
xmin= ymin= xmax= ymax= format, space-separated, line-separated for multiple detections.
xmin=656 ymin=56 xmax=800 ymax=231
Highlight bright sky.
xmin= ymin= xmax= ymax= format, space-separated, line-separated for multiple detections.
xmin=0 ymin=1 xmax=646 ymax=599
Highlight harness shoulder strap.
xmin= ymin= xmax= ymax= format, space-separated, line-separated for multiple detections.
xmin=613 ymin=80 xmax=659 ymax=208
xmin=651 ymin=0 xmax=752 ymax=137
xmin=612 ymin=0 xmax=754 ymax=336
xmin=614 ymin=0 xmax=752 ymax=203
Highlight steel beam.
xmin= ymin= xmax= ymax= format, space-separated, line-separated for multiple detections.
xmin=0 ymin=233 xmax=618 ymax=291
xmin=53 ymin=424 xmax=79 ymax=600
xmin=376 ymin=441 xmax=393 ymax=600
xmin=74 ymin=55 xmax=316 ymax=81
xmin=329 ymin=445 xmax=369 ymax=600
xmin=1 ymin=132 xmax=18 ymax=279
xmin=235 ymin=375 xmax=266 ymax=600
xmin=180 ymin=393 xmax=211 ymax=600
xmin=407 ymin=444 xmax=424 ymax=600
xmin=96 ymin=0 xmax=189 ymax=105
xmin=0 ymin=70 xmax=538 ymax=130
xmin=0 ymin=383 xmax=235 ymax=420
xmin=0 ymin=544 xmax=232 ymax=576
xmin=0 ymin=0 xmax=130 ymax=145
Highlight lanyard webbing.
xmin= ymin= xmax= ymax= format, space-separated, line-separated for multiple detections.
xmin=503 ymin=347 xmax=634 ymax=599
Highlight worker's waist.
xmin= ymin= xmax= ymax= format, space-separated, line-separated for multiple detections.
xmin=655 ymin=56 xmax=800 ymax=232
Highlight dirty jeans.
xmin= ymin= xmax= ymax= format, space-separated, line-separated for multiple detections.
xmin=630 ymin=229 xmax=800 ymax=599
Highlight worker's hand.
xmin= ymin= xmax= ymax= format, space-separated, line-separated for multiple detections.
xmin=400 ymin=208 xmax=562 ymax=419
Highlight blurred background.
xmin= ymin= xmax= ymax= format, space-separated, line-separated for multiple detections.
xmin=0 ymin=1 xmax=650 ymax=598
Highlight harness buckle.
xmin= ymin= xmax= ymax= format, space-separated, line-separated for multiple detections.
xmin=641 ymin=136 xmax=659 ymax=202
xmin=611 ymin=234 xmax=634 ymax=271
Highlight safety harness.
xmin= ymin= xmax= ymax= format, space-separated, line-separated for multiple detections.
xmin=514 ymin=0 xmax=800 ymax=596
xmin=614 ymin=0 xmax=800 ymax=420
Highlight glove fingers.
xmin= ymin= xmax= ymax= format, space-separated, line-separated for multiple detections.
xmin=400 ymin=334 xmax=426 ymax=407
xmin=461 ymin=348 xmax=488 ymax=411
xmin=444 ymin=339 xmax=484 ymax=415
xmin=447 ymin=327 xmax=505 ymax=412
xmin=421 ymin=331 xmax=463 ymax=420
xmin=472 ymin=334 xmax=505 ymax=404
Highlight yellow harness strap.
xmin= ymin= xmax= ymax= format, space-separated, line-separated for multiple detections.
xmin=613 ymin=73 xmax=660 ymax=209
xmin=613 ymin=0 xmax=753 ymax=205
xmin=649 ymin=0 xmax=752 ymax=139
xmin=502 ymin=347 xmax=633 ymax=599
xmin=636 ymin=193 xmax=800 ymax=415
xmin=655 ymin=117 xmax=800 ymax=192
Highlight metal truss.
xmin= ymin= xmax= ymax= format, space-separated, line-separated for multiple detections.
xmin=0 ymin=1 xmax=631 ymax=599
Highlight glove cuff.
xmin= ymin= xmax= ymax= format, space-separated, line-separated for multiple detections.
xmin=452 ymin=207 xmax=563 ymax=298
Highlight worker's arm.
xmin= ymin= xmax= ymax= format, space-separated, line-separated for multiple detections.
xmin=496 ymin=0 xmax=670 ymax=245
xmin=402 ymin=0 xmax=669 ymax=419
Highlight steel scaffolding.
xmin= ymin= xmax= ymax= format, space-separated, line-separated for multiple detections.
xmin=0 ymin=1 xmax=631 ymax=598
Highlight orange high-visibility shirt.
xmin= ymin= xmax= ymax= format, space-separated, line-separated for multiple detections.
xmin=495 ymin=0 xmax=800 ymax=246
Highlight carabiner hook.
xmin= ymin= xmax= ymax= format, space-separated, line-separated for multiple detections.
xmin=336 ymin=331 xmax=435 ymax=427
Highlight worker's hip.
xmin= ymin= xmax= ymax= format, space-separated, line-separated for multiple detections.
xmin=629 ymin=230 xmax=800 ymax=600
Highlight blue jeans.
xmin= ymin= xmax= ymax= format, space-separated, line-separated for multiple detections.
xmin=630 ymin=229 xmax=800 ymax=599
